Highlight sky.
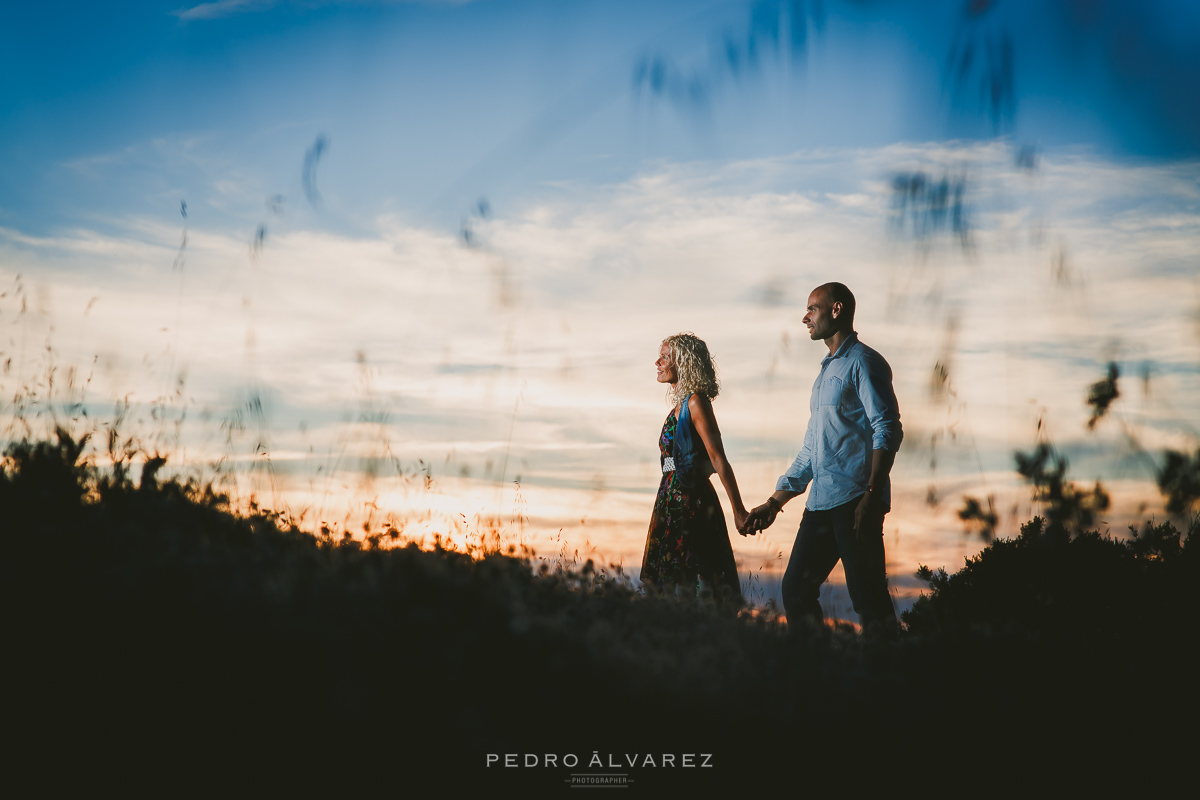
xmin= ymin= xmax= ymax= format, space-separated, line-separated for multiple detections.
xmin=2 ymin=0 xmax=1199 ymax=618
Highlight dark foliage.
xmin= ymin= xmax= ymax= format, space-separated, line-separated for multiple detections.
xmin=889 ymin=170 xmax=973 ymax=250
xmin=632 ymin=1 xmax=824 ymax=115
xmin=1015 ymin=442 xmax=1110 ymax=535
xmin=2 ymin=432 xmax=1194 ymax=792
xmin=904 ymin=515 xmax=1200 ymax=638
xmin=957 ymin=493 xmax=997 ymax=540
xmin=901 ymin=513 xmax=1198 ymax=791
xmin=1159 ymin=447 xmax=1200 ymax=515
xmin=944 ymin=0 xmax=1015 ymax=129
xmin=1086 ymin=362 xmax=1120 ymax=429
xmin=302 ymin=134 xmax=328 ymax=206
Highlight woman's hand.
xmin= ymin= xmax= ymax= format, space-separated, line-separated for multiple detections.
xmin=733 ymin=507 xmax=750 ymax=536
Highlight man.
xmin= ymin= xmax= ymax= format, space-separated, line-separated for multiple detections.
xmin=741 ymin=283 xmax=902 ymax=634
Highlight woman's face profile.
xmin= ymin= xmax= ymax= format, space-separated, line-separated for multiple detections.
xmin=655 ymin=343 xmax=677 ymax=385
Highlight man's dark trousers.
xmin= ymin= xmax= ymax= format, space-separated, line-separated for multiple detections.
xmin=780 ymin=495 xmax=896 ymax=631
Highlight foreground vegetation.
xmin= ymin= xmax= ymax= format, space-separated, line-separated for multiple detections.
xmin=3 ymin=432 xmax=1197 ymax=792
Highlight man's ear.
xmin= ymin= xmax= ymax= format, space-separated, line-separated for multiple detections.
xmin=831 ymin=301 xmax=843 ymax=320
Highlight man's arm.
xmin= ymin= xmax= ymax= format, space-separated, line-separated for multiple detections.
xmin=853 ymin=351 xmax=903 ymax=532
xmin=778 ymin=409 xmax=816 ymax=492
xmin=744 ymin=488 xmax=799 ymax=534
xmin=742 ymin=416 xmax=815 ymax=534
xmin=857 ymin=351 xmax=903 ymax=453
xmin=854 ymin=448 xmax=896 ymax=532
xmin=867 ymin=448 xmax=896 ymax=493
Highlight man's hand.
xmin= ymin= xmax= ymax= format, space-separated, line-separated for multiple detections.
xmin=740 ymin=502 xmax=778 ymax=536
xmin=853 ymin=490 xmax=876 ymax=535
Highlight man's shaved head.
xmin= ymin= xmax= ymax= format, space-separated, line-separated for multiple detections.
xmin=814 ymin=282 xmax=856 ymax=329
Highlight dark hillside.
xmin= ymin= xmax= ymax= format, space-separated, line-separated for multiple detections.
xmin=2 ymin=432 xmax=1196 ymax=793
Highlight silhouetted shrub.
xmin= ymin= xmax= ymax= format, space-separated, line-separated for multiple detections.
xmin=904 ymin=515 xmax=1200 ymax=638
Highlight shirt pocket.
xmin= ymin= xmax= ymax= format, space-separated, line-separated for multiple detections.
xmin=818 ymin=375 xmax=844 ymax=407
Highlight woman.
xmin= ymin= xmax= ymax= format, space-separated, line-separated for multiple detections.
xmin=641 ymin=332 xmax=747 ymax=603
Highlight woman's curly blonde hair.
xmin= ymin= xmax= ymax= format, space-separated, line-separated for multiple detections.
xmin=662 ymin=332 xmax=720 ymax=408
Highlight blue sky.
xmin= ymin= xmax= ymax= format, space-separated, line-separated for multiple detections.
xmin=4 ymin=0 xmax=1199 ymax=238
xmin=2 ymin=1 xmax=1199 ymax=613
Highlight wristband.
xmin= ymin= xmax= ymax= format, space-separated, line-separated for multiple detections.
xmin=766 ymin=496 xmax=783 ymax=514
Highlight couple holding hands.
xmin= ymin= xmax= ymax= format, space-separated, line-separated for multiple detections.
xmin=640 ymin=282 xmax=903 ymax=634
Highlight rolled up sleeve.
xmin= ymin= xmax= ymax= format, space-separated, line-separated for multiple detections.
xmin=857 ymin=353 xmax=903 ymax=452
xmin=776 ymin=415 xmax=815 ymax=493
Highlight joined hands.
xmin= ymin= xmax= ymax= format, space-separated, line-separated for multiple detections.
xmin=737 ymin=500 xmax=780 ymax=536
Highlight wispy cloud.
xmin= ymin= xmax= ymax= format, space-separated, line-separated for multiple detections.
xmin=174 ymin=0 xmax=275 ymax=21
xmin=3 ymin=142 xmax=1198 ymax=590
xmin=172 ymin=0 xmax=476 ymax=23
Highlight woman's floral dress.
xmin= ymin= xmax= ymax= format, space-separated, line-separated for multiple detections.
xmin=640 ymin=408 xmax=742 ymax=602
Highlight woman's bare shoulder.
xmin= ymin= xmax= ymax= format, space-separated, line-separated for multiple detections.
xmin=688 ymin=393 xmax=715 ymax=416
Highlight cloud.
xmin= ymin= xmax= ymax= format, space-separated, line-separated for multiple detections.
xmin=173 ymin=0 xmax=276 ymax=21
xmin=172 ymin=0 xmax=477 ymax=23
xmin=3 ymin=141 xmax=1198 ymax=586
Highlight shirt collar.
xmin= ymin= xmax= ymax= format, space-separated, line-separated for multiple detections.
xmin=821 ymin=331 xmax=859 ymax=366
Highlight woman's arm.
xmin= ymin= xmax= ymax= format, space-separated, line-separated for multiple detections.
xmin=688 ymin=394 xmax=749 ymax=533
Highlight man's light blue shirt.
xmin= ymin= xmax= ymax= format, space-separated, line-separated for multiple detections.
xmin=776 ymin=332 xmax=903 ymax=511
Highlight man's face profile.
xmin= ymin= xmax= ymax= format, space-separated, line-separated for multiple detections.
xmin=802 ymin=288 xmax=841 ymax=341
